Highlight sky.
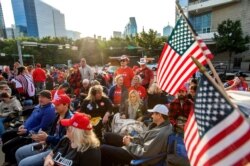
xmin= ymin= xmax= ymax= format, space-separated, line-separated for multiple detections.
xmin=1 ymin=0 xmax=176 ymax=38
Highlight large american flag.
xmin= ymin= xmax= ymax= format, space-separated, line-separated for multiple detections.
xmin=157 ymin=15 xmax=212 ymax=95
xmin=184 ymin=74 xmax=250 ymax=166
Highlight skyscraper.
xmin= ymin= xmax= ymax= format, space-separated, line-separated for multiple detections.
xmin=163 ymin=24 xmax=173 ymax=37
xmin=0 ymin=1 xmax=6 ymax=38
xmin=124 ymin=17 xmax=137 ymax=37
xmin=113 ymin=31 xmax=122 ymax=38
xmin=11 ymin=0 xmax=66 ymax=38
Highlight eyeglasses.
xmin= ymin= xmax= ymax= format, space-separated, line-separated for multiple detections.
xmin=120 ymin=60 xmax=126 ymax=62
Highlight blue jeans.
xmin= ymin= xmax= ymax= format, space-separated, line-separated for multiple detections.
xmin=15 ymin=143 xmax=51 ymax=166
xmin=0 ymin=117 xmax=6 ymax=137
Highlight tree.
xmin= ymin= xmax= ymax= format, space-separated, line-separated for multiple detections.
xmin=214 ymin=19 xmax=249 ymax=71
xmin=135 ymin=29 xmax=166 ymax=58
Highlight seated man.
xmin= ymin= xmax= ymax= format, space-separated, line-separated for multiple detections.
xmin=15 ymin=94 xmax=73 ymax=166
xmin=1 ymin=90 xmax=56 ymax=165
xmin=101 ymin=104 xmax=172 ymax=166
xmin=169 ymin=86 xmax=193 ymax=127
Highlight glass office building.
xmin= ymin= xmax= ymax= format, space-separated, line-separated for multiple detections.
xmin=163 ymin=25 xmax=173 ymax=37
xmin=0 ymin=1 xmax=6 ymax=38
xmin=52 ymin=8 xmax=66 ymax=37
xmin=124 ymin=17 xmax=137 ymax=37
xmin=11 ymin=0 xmax=66 ymax=38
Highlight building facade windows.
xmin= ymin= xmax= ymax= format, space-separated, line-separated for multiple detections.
xmin=11 ymin=0 xmax=66 ymax=38
xmin=124 ymin=17 xmax=137 ymax=37
xmin=0 ymin=1 xmax=6 ymax=38
xmin=163 ymin=25 xmax=173 ymax=37
xmin=190 ymin=12 xmax=211 ymax=34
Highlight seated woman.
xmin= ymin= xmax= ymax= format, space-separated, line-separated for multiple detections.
xmin=119 ymin=90 xmax=146 ymax=121
xmin=44 ymin=112 xmax=101 ymax=166
xmin=80 ymin=85 xmax=113 ymax=141
xmin=0 ymin=91 xmax=22 ymax=137
xmin=108 ymin=75 xmax=128 ymax=113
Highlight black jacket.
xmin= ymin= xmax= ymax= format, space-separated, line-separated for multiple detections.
xmin=46 ymin=110 xmax=73 ymax=147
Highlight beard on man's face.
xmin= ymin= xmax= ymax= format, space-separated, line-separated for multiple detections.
xmin=178 ymin=95 xmax=185 ymax=100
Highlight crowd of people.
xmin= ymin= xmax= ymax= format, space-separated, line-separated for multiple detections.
xmin=0 ymin=54 xmax=248 ymax=166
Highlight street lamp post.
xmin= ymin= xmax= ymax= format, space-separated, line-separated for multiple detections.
xmin=17 ymin=41 xmax=23 ymax=65
xmin=101 ymin=51 xmax=104 ymax=66
xmin=17 ymin=41 xmax=78 ymax=66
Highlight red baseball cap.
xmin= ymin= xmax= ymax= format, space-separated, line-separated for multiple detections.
xmin=52 ymin=94 xmax=71 ymax=106
xmin=178 ymin=86 xmax=187 ymax=92
xmin=60 ymin=113 xmax=92 ymax=130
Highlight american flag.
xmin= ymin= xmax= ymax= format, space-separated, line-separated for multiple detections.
xmin=197 ymin=36 xmax=214 ymax=60
xmin=184 ymin=74 xmax=250 ymax=166
xmin=157 ymin=15 xmax=212 ymax=95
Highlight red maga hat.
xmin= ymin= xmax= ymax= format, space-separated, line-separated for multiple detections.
xmin=52 ymin=94 xmax=71 ymax=105
xmin=60 ymin=112 xmax=92 ymax=130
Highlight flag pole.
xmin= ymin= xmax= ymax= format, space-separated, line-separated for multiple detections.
xmin=175 ymin=2 xmax=225 ymax=89
xmin=191 ymin=56 xmax=235 ymax=107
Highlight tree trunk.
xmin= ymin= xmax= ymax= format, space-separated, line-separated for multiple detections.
xmin=228 ymin=51 xmax=232 ymax=72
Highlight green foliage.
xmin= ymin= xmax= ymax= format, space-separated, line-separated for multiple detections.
xmin=0 ymin=30 xmax=166 ymax=66
xmin=214 ymin=19 xmax=249 ymax=54
xmin=213 ymin=19 xmax=249 ymax=71
xmin=135 ymin=29 xmax=165 ymax=57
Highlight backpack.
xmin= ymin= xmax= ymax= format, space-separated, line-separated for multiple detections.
xmin=166 ymin=133 xmax=190 ymax=166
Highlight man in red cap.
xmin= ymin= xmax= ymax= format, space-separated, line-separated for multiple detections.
xmin=169 ymin=86 xmax=193 ymax=126
xmin=114 ymin=55 xmax=134 ymax=89
xmin=15 ymin=94 xmax=73 ymax=166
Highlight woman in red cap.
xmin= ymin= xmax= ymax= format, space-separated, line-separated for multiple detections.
xmin=44 ymin=112 xmax=101 ymax=166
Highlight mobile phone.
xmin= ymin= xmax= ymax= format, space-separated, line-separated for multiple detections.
xmin=32 ymin=144 xmax=44 ymax=151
